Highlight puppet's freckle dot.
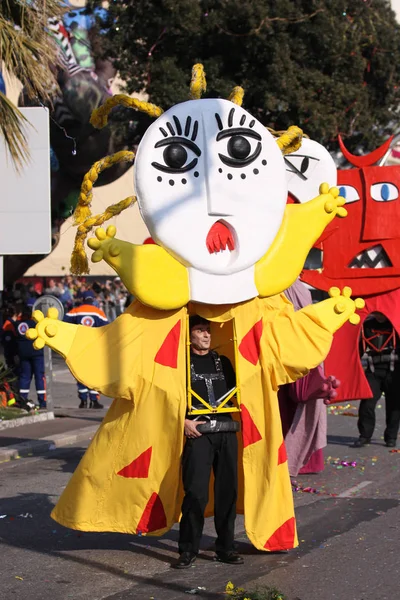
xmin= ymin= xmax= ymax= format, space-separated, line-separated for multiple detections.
xmin=253 ymin=168 xmax=259 ymax=175
xmin=262 ymin=160 xmax=267 ymax=166
xmin=218 ymin=168 xmax=223 ymax=173
xmin=169 ymin=179 xmax=175 ymax=186
xmin=194 ymin=171 xmax=199 ymax=177
xmin=182 ymin=178 xmax=187 ymax=185
xmin=157 ymin=176 xmax=162 ymax=182
xmin=228 ymin=173 xmax=233 ymax=180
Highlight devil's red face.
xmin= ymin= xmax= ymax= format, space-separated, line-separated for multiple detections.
xmin=302 ymin=137 xmax=400 ymax=296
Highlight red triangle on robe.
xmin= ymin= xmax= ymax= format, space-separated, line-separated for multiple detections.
xmin=136 ymin=492 xmax=167 ymax=534
xmin=117 ymin=447 xmax=152 ymax=479
xmin=238 ymin=319 xmax=263 ymax=365
xmin=154 ymin=320 xmax=181 ymax=368
xmin=241 ymin=403 xmax=262 ymax=448
xmin=264 ymin=517 xmax=296 ymax=551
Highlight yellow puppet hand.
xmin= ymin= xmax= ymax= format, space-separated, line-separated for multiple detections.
xmin=318 ymin=183 xmax=347 ymax=219
xmin=310 ymin=286 xmax=365 ymax=334
xmin=88 ymin=225 xmax=120 ymax=263
xmin=26 ymin=308 xmax=77 ymax=358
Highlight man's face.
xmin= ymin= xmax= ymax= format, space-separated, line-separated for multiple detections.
xmin=190 ymin=323 xmax=211 ymax=352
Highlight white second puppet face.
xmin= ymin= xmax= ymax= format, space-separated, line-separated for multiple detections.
xmin=134 ymin=99 xmax=287 ymax=275
xmin=285 ymin=138 xmax=337 ymax=203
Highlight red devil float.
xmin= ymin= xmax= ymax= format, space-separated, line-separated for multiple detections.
xmin=302 ymin=136 xmax=400 ymax=401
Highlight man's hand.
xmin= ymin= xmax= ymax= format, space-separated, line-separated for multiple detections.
xmin=184 ymin=419 xmax=206 ymax=438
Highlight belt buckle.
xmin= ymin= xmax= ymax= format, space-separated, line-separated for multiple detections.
xmin=210 ymin=419 xmax=217 ymax=428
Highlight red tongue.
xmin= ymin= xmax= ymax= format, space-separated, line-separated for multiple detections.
xmin=206 ymin=221 xmax=235 ymax=254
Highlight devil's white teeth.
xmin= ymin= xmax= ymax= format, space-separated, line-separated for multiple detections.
xmin=349 ymin=244 xmax=391 ymax=269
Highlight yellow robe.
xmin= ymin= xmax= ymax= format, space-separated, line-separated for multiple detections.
xmin=51 ymin=293 xmax=332 ymax=551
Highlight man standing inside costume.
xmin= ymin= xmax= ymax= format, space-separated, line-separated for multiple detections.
xmin=174 ymin=316 xmax=243 ymax=569
xmin=353 ymin=312 xmax=400 ymax=448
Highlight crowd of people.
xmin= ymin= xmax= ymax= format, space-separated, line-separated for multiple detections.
xmin=0 ymin=277 xmax=134 ymax=411
xmin=1 ymin=276 xmax=134 ymax=323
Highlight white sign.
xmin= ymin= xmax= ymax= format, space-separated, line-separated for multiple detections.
xmin=0 ymin=106 xmax=51 ymax=254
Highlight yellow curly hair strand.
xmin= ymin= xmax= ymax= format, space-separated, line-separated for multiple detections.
xmin=189 ymin=63 xmax=206 ymax=100
xmin=276 ymin=126 xmax=304 ymax=155
xmin=73 ymin=150 xmax=135 ymax=225
xmin=90 ymin=95 xmax=163 ymax=130
xmin=71 ymin=196 xmax=137 ymax=275
xmin=228 ymin=86 xmax=245 ymax=106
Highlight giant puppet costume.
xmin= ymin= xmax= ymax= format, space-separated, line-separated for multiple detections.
xmin=279 ymin=137 xmax=339 ymax=475
xmin=26 ymin=66 xmax=363 ymax=551
xmin=302 ymin=135 xmax=400 ymax=401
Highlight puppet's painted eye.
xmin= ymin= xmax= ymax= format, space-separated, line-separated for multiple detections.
xmin=284 ymin=155 xmax=319 ymax=180
xmin=217 ymin=128 xmax=262 ymax=168
xmin=371 ymin=182 xmax=399 ymax=202
xmin=151 ymin=137 xmax=201 ymax=173
xmin=338 ymin=185 xmax=360 ymax=203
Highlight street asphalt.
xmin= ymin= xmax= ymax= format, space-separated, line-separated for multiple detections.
xmin=0 ymin=355 xmax=400 ymax=599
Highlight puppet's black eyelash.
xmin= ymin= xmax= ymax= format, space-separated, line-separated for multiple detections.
xmin=215 ymin=111 xmax=253 ymax=131
xmin=159 ymin=117 xmax=198 ymax=141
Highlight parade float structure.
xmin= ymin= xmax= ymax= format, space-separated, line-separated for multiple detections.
xmin=27 ymin=65 xmax=363 ymax=551
xmin=301 ymin=135 xmax=400 ymax=401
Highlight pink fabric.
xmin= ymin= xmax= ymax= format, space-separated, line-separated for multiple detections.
xmin=279 ymin=280 xmax=329 ymax=476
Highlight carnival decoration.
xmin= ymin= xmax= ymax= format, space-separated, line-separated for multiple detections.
xmin=26 ymin=65 xmax=363 ymax=552
xmin=302 ymin=136 xmax=400 ymax=400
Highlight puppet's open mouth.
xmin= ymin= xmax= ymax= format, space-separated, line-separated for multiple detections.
xmin=206 ymin=220 xmax=236 ymax=254
xmin=349 ymin=245 xmax=392 ymax=269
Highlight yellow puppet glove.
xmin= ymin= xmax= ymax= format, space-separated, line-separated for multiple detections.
xmin=310 ymin=287 xmax=365 ymax=334
xmin=26 ymin=308 xmax=77 ymax=359
xmin=87 ymin=225 xmax=190 ymax=310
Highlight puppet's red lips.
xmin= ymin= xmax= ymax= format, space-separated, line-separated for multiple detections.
xmin=349 ymin=245 xmax=392 ymax=269
xmin=206 ymin=221 xmax=235 ymax=254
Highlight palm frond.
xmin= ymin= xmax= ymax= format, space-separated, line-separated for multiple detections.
xmin=0 ymin=91 xmax=30 ymax=169
xmin=0 ymin=0 xmax=66 ymax=167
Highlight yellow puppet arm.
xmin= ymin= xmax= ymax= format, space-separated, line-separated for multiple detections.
xmin=26 ymin=306 xmax=144 ymax=400
xmin=262 ymin=287 xmax=364 ymax=388
xmin=255 ymin=184 xmax=346 ymax=297
xmin=87 ymin=226 xmax=190 ymax=310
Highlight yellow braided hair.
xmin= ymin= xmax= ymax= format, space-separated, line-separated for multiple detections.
xmin=73 ymin=150 xmax=135 ymax=225
xmin=276 ymin=126 xmax=304 ymax=155
xmin=189 ymin=63 xmax=206 ymax=100
xmin=71 ymin=196 xmax=137 ymax=275
xmin=90 ymin=95 xmax=163 ymax=130
xmin=228 ymin=86 xmax=245 ymax=106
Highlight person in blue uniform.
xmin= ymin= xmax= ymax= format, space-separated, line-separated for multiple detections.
xmin=11 ymin=303 xmax=47 ymax=409
xmin=64 ymin=298 xmax=108 ymax=408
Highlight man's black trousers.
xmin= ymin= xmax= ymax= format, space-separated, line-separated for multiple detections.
xmin=178 ymin=431 xmax=238 ymax=555
xmin=358 ymin=366 xmax=400 ymax=442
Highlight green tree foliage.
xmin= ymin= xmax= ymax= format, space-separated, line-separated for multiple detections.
xmin=99 ymin=0 xmax=400 ymax=151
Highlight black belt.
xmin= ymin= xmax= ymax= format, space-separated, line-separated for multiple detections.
xmin=196 ymin=420 xmax=240 ymax=434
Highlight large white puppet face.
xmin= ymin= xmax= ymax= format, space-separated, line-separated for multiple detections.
xmin=285 ymin=138 xmax=337 ymax=203
xmin=134 ymin=99 xmax=287 ymax=275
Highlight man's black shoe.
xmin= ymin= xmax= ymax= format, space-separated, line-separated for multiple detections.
xmin=79 ymin=401 xmax=87 ymax=408
xmin=352 ymin=437 xmax=371 ymax=448
xmin=172 ymin=552 xmax=197 ymax=569
xmin=90 ymin=400 xmax=104 ymax=409
xmin=386 ymin=439 xmax=397 ymax=448
xmin=213 ymin=551 xmax=244 ymax=565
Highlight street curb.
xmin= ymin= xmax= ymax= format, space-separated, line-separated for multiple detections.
xmin=0 ymin=411 xmax=55 ymax=431
xmin=0 ymin=424 xmax=98 ymax=462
